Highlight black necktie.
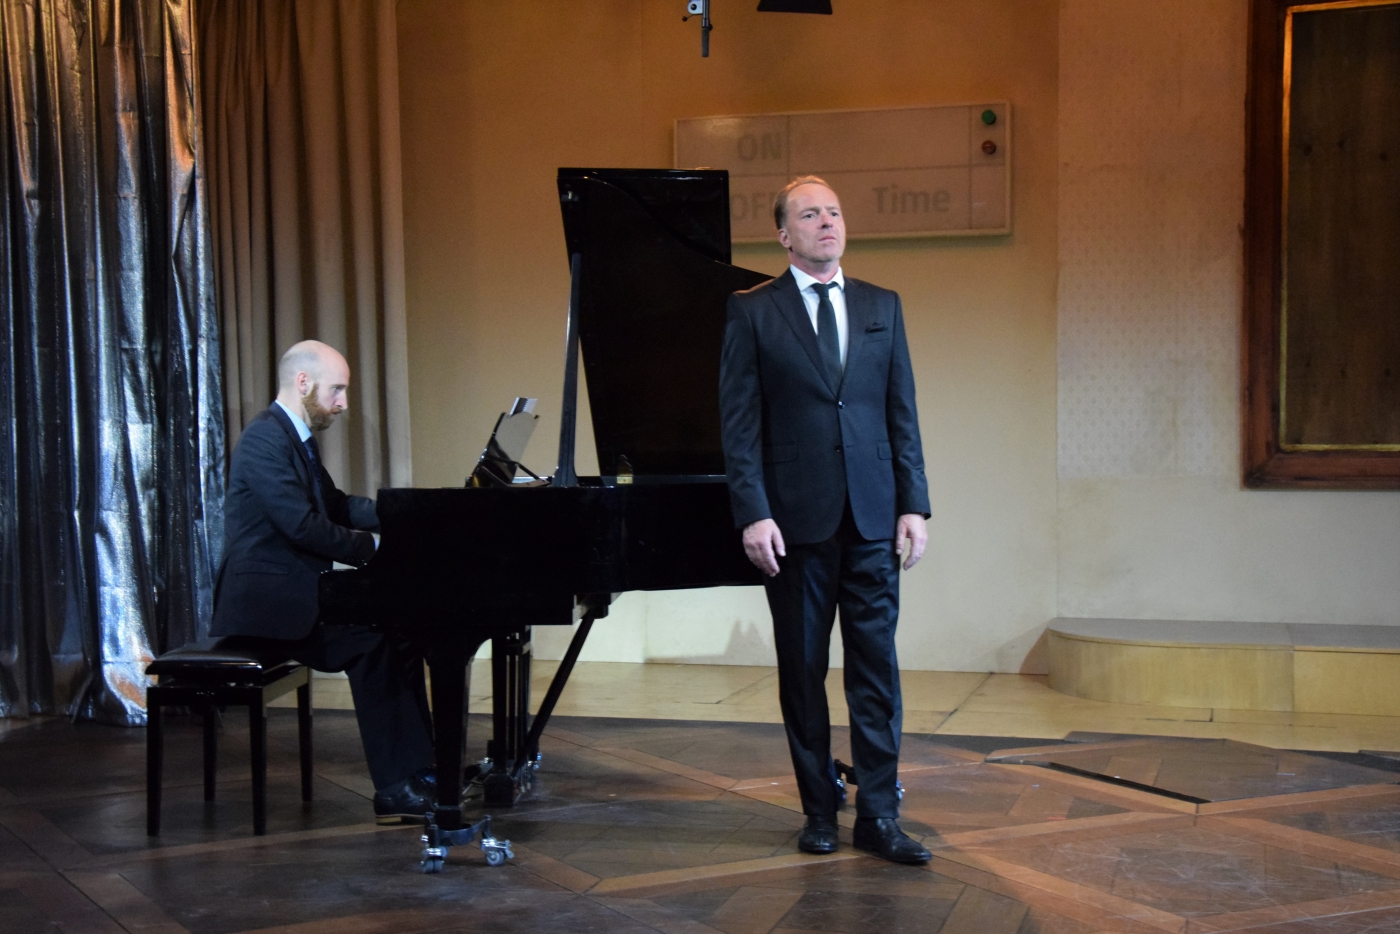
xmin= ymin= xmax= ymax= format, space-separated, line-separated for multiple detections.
xmin=303 ymin=434 xmax=324 ymax=503
xmin=812 ymin=281 xmax=842 ymax=386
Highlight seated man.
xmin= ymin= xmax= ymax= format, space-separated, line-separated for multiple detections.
xmin=211 ymin=340 xmax=435 ymax=823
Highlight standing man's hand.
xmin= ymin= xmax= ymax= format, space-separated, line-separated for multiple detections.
xmin=742 ymin=519 xmax=786 ymax=577
xmin=895 ymin=514 xmax=927 ymax=570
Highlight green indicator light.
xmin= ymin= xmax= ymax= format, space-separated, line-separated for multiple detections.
xmin=981 ymin=109 xmax=997 ymax=126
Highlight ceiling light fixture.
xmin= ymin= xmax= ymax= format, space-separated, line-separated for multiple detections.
xmin=682 ymin=1 xmax=713 ymax=57
xmin=756 ymin=0 xmax=832 ymax=12
xmin=683 ymin=1 xmax=834 ymax=57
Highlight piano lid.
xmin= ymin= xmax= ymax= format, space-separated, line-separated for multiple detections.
xmin=558 ymin=169 xmax=770 ymax=479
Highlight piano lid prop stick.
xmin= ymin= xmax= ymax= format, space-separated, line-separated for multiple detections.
xmin=553 ymin=251 xmax=582 ymax=488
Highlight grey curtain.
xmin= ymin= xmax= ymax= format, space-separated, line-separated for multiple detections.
xmin=199 ymin=0 xmax=412 ymax=496
xmin=0 ymin=0 xmax=225 ymax=723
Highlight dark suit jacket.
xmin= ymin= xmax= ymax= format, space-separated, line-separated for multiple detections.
xmin=210 ymin=404 xmax=378 ymax=640
xmin=719 ymin=270 xmax=930 ymax=545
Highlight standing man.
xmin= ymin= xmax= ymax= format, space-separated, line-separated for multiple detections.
xmin=719 ymin=177 xmax=931 ymax=863
xmin=211 ymin=340 xmax=436 ymax=823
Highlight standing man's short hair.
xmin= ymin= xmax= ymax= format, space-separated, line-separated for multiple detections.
xmin=773 ymin=175 xmax=833 ymax=229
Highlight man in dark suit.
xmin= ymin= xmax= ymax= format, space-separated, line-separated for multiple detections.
xmin=211 ymin=340 xmax=435 ymax=823
xmin=719 ymin=177 xmax=931 ymax=863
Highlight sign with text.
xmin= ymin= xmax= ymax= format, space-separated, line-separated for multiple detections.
xmin=675 ymin=103 xmax=1010 ymax=243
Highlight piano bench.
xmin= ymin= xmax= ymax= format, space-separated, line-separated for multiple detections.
xmin=144 ymin=638 xmax=313 ymax=837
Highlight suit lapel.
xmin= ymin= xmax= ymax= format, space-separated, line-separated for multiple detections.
xmin=770 ymin=270 xmax=839 ymax=396
xmin=839 ymin=278 xmax=870 ymax=392
xmin=267 ymin=404 xmax=324 ymax=513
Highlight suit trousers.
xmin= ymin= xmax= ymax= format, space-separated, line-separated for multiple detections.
xmin=271 ymin=625 xmax=435 ymax=791
xmin=764 ymin=503 xmax=903 ymax=819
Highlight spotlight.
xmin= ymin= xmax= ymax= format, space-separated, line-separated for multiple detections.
xmin=757 ymin=0 xmax=832 ymax=12
xmin=684 ymin=0 xmax=834 ymax=58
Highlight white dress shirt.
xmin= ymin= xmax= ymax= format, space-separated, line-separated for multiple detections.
xmin=789 ymin=265 xmax=848 ymax=367
xmin=275 ymin=399 xmax=313 ymax=442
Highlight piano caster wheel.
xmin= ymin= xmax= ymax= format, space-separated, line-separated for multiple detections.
xmin=421 ymin=840 xmax=448 ymax=874
xmin=481 ymin=836 xmax=513 ymax=867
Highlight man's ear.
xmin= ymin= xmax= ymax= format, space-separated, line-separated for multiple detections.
xmin=296 ymin=371 xmax=311 ymax=396
xmin=777 ymin=227 xmax=791 ymax=250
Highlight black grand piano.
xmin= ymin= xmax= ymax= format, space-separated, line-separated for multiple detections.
xmin=320 ymin=168 xmax=769 ymax=871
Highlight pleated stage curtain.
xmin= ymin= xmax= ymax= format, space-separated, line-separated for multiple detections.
xmin=0 ymin=0 xmax=225 ymax=723
xmin=199 ymin=0 xmax=413 ymax=497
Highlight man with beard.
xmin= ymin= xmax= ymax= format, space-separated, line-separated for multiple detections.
xmin=211 ymin=340 xmax=435 ymax=822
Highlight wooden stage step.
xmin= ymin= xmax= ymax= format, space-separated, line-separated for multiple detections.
xmin=1046 ymin=618 xmax=1400 ymax=716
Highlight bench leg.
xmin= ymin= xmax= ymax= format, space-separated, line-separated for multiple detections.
xmin=297 ymin=681 xmax=313 ymax=802
xmin=203 ymin=706 xmax=218 ymax=802
xmin=249 ymin=703 xmax=267 ymax=835
xmin=147 ymin=701 xmax=163 ymax=836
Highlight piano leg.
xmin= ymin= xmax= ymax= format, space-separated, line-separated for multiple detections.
xmin=427 ymin=636 xmax=474 ymax=831
xmin=485 ymin=629 xmax=533 ymax=806
xmin=420 ymin=635 xmax=520 ymax=879
xmin=418 ymin=634 xmax=514 ymax=873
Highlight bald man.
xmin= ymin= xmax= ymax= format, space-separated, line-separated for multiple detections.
xmin=211 ymin=341 xmax=435 ymax=822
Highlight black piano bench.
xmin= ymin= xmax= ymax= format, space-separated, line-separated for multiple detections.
xmin=145 ymin=637 xmax=313 ymax=837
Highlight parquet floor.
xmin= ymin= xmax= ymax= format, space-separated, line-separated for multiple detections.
xmin=6 ymin=665 xmax=1400 ymax=933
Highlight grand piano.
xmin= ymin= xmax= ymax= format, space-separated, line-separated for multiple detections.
xmin=320 ymin=168 xmax=769 ymax=871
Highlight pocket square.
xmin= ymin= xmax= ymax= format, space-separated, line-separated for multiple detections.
xmin=865 ymin=322 xmax=888 ymax=332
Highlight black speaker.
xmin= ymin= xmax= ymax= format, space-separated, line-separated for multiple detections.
xmin=756 ymin=0 xmax=833 ymax=13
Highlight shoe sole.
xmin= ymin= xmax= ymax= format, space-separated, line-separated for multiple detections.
xmin=798 ymin=841 xmax=838 ymax=854
xmin=375 ymin=813 xmax=427 ymax=826
xmin=852 ymin=840 xmax=930 ymax=864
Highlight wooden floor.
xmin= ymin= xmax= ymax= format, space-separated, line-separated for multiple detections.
xmin=6 ymin=663 xmax=1400 ymax=933
xmin=289 ymin=660 xmax=1400 ymax=754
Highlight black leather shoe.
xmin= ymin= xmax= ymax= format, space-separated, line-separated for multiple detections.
xmin=797 ymin=815 xmax=839 ymax=854
xmin=373 ymin=776 xmax=433 ymax=825
xmin=407 ymin=767 xmax=480 ymax=803
xmin=852 ymin=818 xmax=930 ymax=864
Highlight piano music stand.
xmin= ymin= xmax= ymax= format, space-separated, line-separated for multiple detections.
xmin=470 ymin=397 xmax=546 ymax=488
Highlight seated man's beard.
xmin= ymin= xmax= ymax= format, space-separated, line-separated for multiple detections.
xmin=302 ymin=385 xmax=338 ymax=431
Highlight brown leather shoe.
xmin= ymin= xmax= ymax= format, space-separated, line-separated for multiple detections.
xmin=852 ymin=818 xmax=930 ymax=863
xmin=797 ymin=815 xmax=839 ymax=854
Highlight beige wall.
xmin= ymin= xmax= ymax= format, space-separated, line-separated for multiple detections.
xmin=397 ymin=0 xmax=1060 ymax=668
xmin=1055 ymin=0 xmax=1400 ymax=628
xmin=396 ymin=0 xmax=1399 ymax=672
